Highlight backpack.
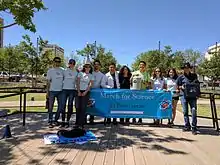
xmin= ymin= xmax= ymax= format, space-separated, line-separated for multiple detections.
xmin=183 ymin=76 xmax=200 ymax=99
xmin=57 ymin=128 xmax=86 ymax=138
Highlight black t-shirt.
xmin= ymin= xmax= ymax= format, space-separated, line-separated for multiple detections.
xmin=119 ymin=75 xmax=131 ymax=89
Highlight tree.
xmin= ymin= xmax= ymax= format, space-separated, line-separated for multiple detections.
xmin=183 ymin=49 xmax=203 ymax=72
xmin=77 ymin=44 xmax=118 ymax=73
xmin=132 ymin=49 xmax=170 ymax=73
xmin=199 ymin=50 xmax=220 ymax=89
xmin=0 ymin=0 xmax=46 ymax=32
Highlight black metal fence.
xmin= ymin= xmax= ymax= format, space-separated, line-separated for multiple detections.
xmin=0 ymin=87 xmax=219 ymax=131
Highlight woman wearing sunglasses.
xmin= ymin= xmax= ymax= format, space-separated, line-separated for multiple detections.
xmin=151 ymin=67 xmax=167 ymax=125
xmin=75 ymin=63 xmax=94 ymax=129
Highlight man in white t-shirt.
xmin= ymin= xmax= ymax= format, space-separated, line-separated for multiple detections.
xmin=60 ymin=59 xmax=78 ymax=128
xmin=46 ymin=57 xmax=64 ymax=128
xmin=88 ymin=60 xmax=104 ymax=124
xmin=101 ymin=62 xmax=120 ymax=125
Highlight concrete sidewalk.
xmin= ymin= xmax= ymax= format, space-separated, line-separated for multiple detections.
xmin=0 ymin=98 xmax=220 ymax=108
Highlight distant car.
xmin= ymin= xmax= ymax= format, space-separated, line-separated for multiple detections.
xmin=0 ymin=71 xmax=21 ymax=82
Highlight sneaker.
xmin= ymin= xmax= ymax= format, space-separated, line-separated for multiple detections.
xmin=138 ymin=119 xmax=142 ymax=124
xmin=132 ymin=118 xmax=136 ymax=123
xmin=192 ymin=128 xmax=197 ymax=135
xmin=59 ymin=122 xmax=65 ymax=128
xmin=54 ymin=121 xmax=60 ymax=126
xmin=65 ymin=122 xmax=69 ymax=128
xmin=49 ymin=122 xmax=53 ymax=128
xmin=182 ymin=127 xmax=191 ymax=132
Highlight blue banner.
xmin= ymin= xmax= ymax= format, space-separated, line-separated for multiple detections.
xmin=87 ymin=89 xmax=172 ymax=119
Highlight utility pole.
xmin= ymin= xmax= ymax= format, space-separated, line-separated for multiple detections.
xmin=158 ymin=41 xmax=161 ymax=53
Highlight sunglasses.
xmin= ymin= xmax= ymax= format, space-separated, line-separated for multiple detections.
xmin=54 ymin=61 xmax=61 ymax=63
xmin=156 ymin=71 xmax=161 ymax=72
xmin=69 ymin=62 xmax=75 ymax=65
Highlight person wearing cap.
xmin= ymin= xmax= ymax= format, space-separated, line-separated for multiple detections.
xmin=176 ymin=62 xmax=200 ymax=135
xmin=75 ymin=63 xmax=94 ymax=129
xmin=60 ymin=59 xmax=78 ymax=128
xmin=46 ymin=57 xmax=64 ymax=128
xmin=88 ymin=59 xmax=105 ymax=124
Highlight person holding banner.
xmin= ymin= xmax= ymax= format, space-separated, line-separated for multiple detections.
xmin=60 ymin=59 xmax=78 ymax=128
xmin=88 ymin=60 xmax=104 ymax=124
xmin=101 ymin=62 xmax=120 ymax=125
xmin=46 ymin=57 xmax=64 ymax=128
xmin=151 ymin=67 xmax=167 ymax=125
xmin=130 ymin=61 xmax=151 ymax=124
xmin=177 ymin=62 xmax=200 ymax=135
xmin=75 ymin=63 xmax=94 ymax=129
xmin=166 ymin=68 xmax=179 ymax=125
xmin=119 ymin=65 xmax=132 ymax=124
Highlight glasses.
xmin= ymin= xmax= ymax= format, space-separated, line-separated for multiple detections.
xmin=69 ymin=63 xmax=75 ymax=65
xmin=54 ymin=61 xmax=61 ymax=63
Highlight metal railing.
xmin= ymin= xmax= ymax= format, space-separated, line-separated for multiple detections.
xmin=0 ymin=87 xmax=219 ymax=131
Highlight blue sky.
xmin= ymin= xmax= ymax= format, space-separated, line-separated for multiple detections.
xmin=2 ymin=0 xmax=220 ymax=66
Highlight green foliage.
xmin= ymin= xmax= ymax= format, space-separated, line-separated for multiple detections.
xmin=132 ymin=46 xmax=202 ymax=74
xmin=0 ymin=0 xmax=46 ymax=32
xmin=199 ymin=51 xmax=220 ymax=81
xmin=77 ymin=44 xmax=118 ymax=74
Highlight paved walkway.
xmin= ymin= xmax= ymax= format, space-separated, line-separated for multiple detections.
xmin=0 ymin=98 xmax=220 ymax=108
xmin=0 ymin=111 xmax=219 ymax=165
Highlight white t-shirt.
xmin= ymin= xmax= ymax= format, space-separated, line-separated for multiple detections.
xmin=166 ymin=77 xmax=179 ymax=97
xmin=151 ymin=77 xmax=166 ymax=90
xmin=47 ymin=67 xmax=64 ymax=91
xmin=93 ymin=71 xmax=104 ymax=88
xmin=78 ymin=72 xmax=94 ymax=90
xmin=63 ymin=68 xmax=78 ymax=90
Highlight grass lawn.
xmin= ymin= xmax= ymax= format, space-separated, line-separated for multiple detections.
xmin=177 ymin=104 xmax=220 ymax=118
xmin=0 ymin=93 xmax=46 ymax=101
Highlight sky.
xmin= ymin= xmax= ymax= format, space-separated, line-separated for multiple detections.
xmin=2 ymin=0 xmax=220 ymax=67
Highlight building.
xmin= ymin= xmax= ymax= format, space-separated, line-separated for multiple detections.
xmin=42 ymin=44 xmax=64 ymax=59
xmin=205 ymin=43 xmax=220 ymax=60
xmin=0 ymin=18 xmax=3 ymax=48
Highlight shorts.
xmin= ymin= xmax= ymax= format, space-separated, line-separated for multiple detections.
xmin=172 ymin=97 xmax=179 ymax=101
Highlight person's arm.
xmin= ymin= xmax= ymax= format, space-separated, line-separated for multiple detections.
xmin=46 ymin=70 xmax=51 ymax=98
xmin=163 ymin=78 xmax=167 ymax=90
xmin=76 ymin=73 xmax=82 ymax=96
xmin=101 ymin=75 xmax=111 ymax=88
xmin=82 ymin=74 xmax=94 ymax=96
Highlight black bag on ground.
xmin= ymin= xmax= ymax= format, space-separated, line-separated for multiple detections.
xmin=57 ymin=128 xmax=86 ymax=138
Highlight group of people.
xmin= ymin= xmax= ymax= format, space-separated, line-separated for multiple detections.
xmin=46 ymin=56 xmax=200 ymax=135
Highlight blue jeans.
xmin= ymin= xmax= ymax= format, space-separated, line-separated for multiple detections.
xmin=48 ymin=91 xmax=62 ymax=122
xmin=180 ymin=96 xmax=197 ymax=128
xmin=62 ymin=89 xmax=76 ymax=122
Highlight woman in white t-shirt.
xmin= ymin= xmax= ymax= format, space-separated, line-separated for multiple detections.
xmin=75 ymin=63 xmax=94 ymax=129
xmin=166 ymin=68 xmax=179 ymax=125
xmin=151 ymin=67 xmax=167 ymax=125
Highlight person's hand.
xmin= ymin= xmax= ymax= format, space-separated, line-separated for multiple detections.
xmin=181 ymin=85 xmax=185 ymax=90
xmin=46 ymin=92 xmax=49 ymax=98
xmin=78 ymin=92 xmax=82 ymax=96
xmin=82 ymin=91 xmax=87 ymax=96
xmin=176 ymin=89 xmax=180 ymax=93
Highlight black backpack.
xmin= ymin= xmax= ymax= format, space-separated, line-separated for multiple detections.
xmin=57 ymin=128 xmax=86 ymax=138
xmin=183 ymin=76 xmax=200 ymax=99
